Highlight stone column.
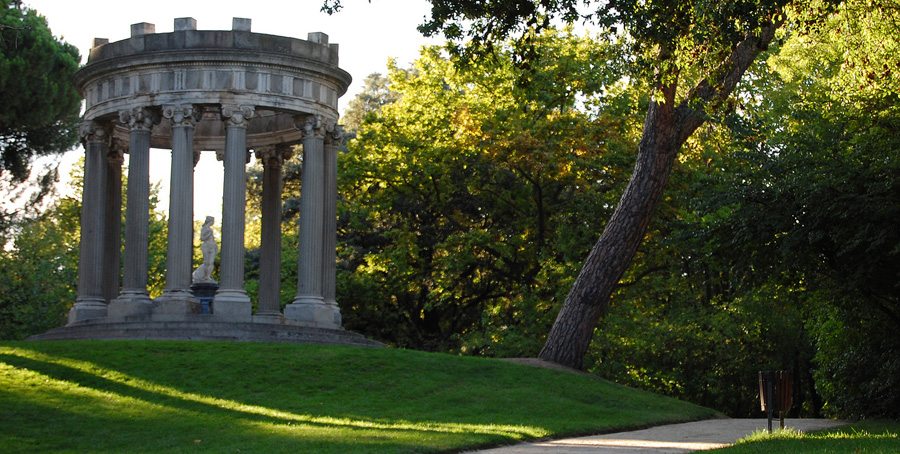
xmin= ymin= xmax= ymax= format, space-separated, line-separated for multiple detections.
xmin=322 ymin=125 xmax=343 ymax=326
xmin=213 ymin=105 xmax=254 ymax=321
xmin=285 ymin=116 xmax=339 ymax=328
xmin=102 ymin=140 xmax=125 ymax=303
xmin=156 ymin=105 xmax=200 ymax=314
xmin=254 ymin=144 xmax=292 ymax=322
xmin=109 ymin=107 xmax=158 ymax=319
xmin=68 ymin=121 xmax=110 ymax=324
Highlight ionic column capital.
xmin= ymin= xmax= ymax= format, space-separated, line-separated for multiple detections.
xmin=109 ymin=136 xmax=127 ymax=156
xmin=162 ymin=104 xmax=201 ymax=128
xmin=215 ymin=148 xmax=251 ymax=164
xmin=79 ymin=120 xmax=112 ymax=146
xmin=221 ymin=105 xmax=255 ymax=128
xmin=254 ymin=144 xmax=293 ymax=168
xmin=325 ymin=124 xmax=345 ymax=147
xmin=118 ymin=107 xmax=160 ymax=131
xmin=296 ymin=115 xmax=327 ymax=140
xmin=107 ymin=143 xmax=125 ymax=166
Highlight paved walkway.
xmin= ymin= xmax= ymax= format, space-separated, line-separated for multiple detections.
xmin=472 ymin=419 xmax=847 ymax=453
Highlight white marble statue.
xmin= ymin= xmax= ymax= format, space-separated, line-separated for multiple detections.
xmin=192 ymin=216 xmax=218 ymax=283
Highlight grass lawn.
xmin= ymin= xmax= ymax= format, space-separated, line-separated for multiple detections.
xmin=1 ymin=340 xmax=716 ymax=453
xmin=711 ymin=420 xmax=900 ymax=453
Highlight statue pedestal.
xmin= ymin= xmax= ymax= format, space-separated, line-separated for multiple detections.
xmin=191 ymin=282 xmax=218 ymax=315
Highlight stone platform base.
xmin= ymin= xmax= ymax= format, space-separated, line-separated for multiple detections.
xmin=28 ymin=319 xmax=382 ymax=347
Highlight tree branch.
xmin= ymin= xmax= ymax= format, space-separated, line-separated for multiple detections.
xmin=615 ymin=264 xmax=669 ymax=289
xmin=676 ymin=17 xmax=784 ymax=143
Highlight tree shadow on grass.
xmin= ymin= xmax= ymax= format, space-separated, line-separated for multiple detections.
xmin=0 ymin=350 xmax=540 ymax=444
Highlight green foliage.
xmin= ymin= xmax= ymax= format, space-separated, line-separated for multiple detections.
xmin=564 ymin=99 xmax=816 ymax=415
xmin=329 ymin=0 xmax=852 ymax=375
xmin=0 ymin=161 xmax=170 ymax=339
xmin=0 ymin=1 xmax=81 ymax=178
xmin=608 ymin=1 xmax=900 ymax=419
xmin=145 ymin=185 xmax=169 ymax=299
xmin=406 ymin=0 xmax=802 ymax=105
xmin=595 ymin=30 xmax=896 ymax=416
xmin=0 ymin=341 xmax=717 ymax=452
xmin=335 ymin=31 xmax=634 ymax=351
xmin=808 ymin=303 xmax=900 ymax=418
xmin=326 ymin=9 xmax=899 ymax=416
xmin=0 ymin=1 xmax=81 ymax=233
xmin=320 ymin=0 xmax=900 ymax=420
xmin=244 ymin=152 xmax=302 ymax=310
xmin=594 ymin=275 xmax=815 ymax=417
xmin=0 ymin=192 xmax=79 ymax=339
xmin=340 ymin=72 xmax=396 ymax=133
xmin=586 ymin=0 xmax=899 ymax=419
xmin=784 ymin=0 xmax=900 ymax=103
xmin=719 ymin=6 xmax=899 ymax=417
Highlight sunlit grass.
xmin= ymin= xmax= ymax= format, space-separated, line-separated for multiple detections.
xmin=1 ymin=341 xmax=717 ymax=452
xmin=711 ymin=421 xmax=900 ymax=453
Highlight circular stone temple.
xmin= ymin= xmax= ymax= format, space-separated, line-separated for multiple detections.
xmin=38 ymin=18 xmax=377 ymax=345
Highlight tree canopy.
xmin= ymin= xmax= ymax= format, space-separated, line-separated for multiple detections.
xmin=0 ymin=0 xmax=81 ymax=233
xmin=340 ymin=72 xmax=397 ymax=133
xmin=374 ymin=0 xmax=806 ymax=368
xmin=308 ymin=0 xmax=899 ymax=416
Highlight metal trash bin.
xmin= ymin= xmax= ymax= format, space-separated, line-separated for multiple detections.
xmin=759 ymin=370 xmax=793 ymax=432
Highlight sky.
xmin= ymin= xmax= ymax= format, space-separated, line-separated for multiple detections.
xmin=24 ymin=0 xmax=440 ymax=222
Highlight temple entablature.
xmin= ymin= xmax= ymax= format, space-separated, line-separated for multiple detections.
xmin=75 ymin=17 xmax=351 ymax=151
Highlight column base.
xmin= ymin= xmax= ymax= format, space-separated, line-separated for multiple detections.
xmin=284 ymin=297 xmax=341 ymax=329
xmin=67 ymin=298 xmax=108 ymax=324
xmin=108 ymin=290 xmax=153 ymax=320
xmin=212 ymin=289 xmax=252 ymax=322
xmin=153 ymin=290 xmax=201 ymax=321
xmin=324 ymin=299 xmax=342 ymax=327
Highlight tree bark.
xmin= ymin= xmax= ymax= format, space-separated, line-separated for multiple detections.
xmin=539 ymin=83 xmax=680 ymax=368
xmin=539 ymin=20 xmax=781 ymax=369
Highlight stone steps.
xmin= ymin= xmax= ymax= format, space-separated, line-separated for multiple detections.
xmin=28 ymin=320 xmax=382 ymax=347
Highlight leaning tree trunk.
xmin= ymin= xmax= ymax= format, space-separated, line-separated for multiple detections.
xmin=538 ymin=20 xmax=782 ymax=370
xmin=538 ymin=86 xmax=680 ymax=369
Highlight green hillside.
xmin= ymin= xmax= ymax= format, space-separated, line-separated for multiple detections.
xmin=0 ymin=341 xmax=717 ymax=452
